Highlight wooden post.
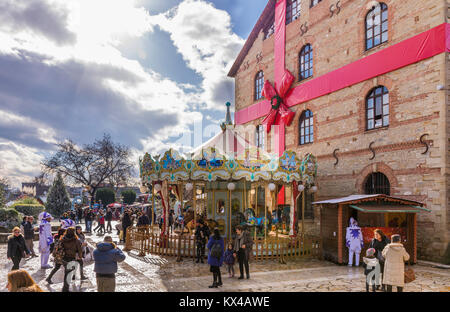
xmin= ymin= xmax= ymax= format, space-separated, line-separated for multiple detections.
xmin=302 ymin=189 xmax=305 ymax=239
xmin=264 ymin=183 xmax=267 ymax=242
xmin=256 ymin=183 xmax=259 ymax=217
xmin=413 ymin=213 xmax=417 ymax=263
xmin=338 ymin=204 xmax=343 ymax=264
xmin=226 ymin=190 xmax=231 ymax=240
xmin=152 ymin=187 xmax=155 ymax=226
xmin=244 ymin=180 xmax=247 ymax=211
xmin=193 ymin=182 xmax=197 ymax=228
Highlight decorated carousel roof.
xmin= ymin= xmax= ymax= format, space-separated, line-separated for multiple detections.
xmin=139 ymin=103 xmax=317 ymax=185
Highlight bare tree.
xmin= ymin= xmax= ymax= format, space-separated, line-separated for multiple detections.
xmin=108 ymin=166 xmax=134 ymax=195
xmin=33 ymin=172 xmax=48 ymax=186
xmin=42 ymin=134 xmax=134 ymax=203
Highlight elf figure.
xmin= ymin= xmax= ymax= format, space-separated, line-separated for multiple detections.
xmin=346 ymin=217 xmax=364 ymax=266
xmin=38 ymin=212 xmax=54 ymax=269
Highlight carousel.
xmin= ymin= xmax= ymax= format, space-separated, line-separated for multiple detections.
xmin=138 ymin=104 xmax=318 ymax=243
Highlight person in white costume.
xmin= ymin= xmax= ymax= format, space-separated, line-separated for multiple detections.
xmin=38 ymin=212 xmax=54 ymax=269
xmin=345 ymin=217 xmax=364 ymax=266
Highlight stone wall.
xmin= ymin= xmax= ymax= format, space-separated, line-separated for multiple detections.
xmin=232 ymin=0 xmax=449 ymax=263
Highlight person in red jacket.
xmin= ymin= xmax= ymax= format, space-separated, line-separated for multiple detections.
xmin=97 ymin=212 xmax=106 ymax=235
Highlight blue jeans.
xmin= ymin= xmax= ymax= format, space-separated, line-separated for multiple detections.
xmin=86 ymin=220 xmax=92 ymax=232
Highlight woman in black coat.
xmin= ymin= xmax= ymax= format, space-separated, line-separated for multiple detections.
xmin=7 ymin=227 xmax=30 ymax=271
xmin=369 ymin=229 xmax=390 ymax=291
xmin=121 ymin=211 xmax=132 ymax=243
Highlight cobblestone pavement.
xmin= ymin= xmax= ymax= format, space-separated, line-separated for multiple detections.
xmin=1 ymin=221 xmax=449 ymax=292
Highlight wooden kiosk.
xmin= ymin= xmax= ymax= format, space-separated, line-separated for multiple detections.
xmin=313 ymin=194 xmax=430 ymax=264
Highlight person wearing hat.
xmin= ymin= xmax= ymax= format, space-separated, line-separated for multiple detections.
xmin=93 ymin=235 xmax=126 ymax=292
xmin=345 ymin=217 xmax=364 ymax=267
xmin=38 ymin=212 xmax=54 ymax=269
xmin=362 ymin=248 xmax=381 ymax=292
xmin=61 ymin=218 xmax=75 ymax=230
xmin=382 ymin=234 xmax=410 ymax=292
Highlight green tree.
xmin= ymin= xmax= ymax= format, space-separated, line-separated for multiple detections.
xmin=0 ymin=177 xmax=9 ymax=208
xmin=95 ymin=188 xmax=116 ymax=207
xmin=46 ymin=173 xmax=71 ymax=217
xmin=121 ymin=189 xmax=136 ymax=205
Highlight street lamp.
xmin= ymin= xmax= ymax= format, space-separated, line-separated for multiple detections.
xmin=185 ymin=182 xmax=193 ymax=191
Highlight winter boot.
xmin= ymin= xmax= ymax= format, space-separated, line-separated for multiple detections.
xmin=209 ymin=273 xmax=218 ymax=288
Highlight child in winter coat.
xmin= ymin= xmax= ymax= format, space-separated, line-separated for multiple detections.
xmin=362 ymin=248 xmax=381 ymax=292
xmin=223 ymin=243 xmax=235 ymax=278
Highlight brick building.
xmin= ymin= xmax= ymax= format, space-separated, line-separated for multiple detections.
xmin=228 ymin=0 xmax=449 ymax=263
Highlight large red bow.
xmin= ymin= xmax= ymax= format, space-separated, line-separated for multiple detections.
xmin=261 ymin=69 xmax=296 ymax=133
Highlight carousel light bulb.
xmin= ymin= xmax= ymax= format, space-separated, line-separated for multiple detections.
xmin=250 ymin=189 xmax=255 ymax=195
xmin=196 ymin=189 xmax=202 ymax=195
xmin=311 ymin=185 xmax=318 ymax=193
xmin=268 ymin=183 xmax=276 ymax=192
xmin=185 ymin=183 xmax=193 ymax=191
xmin=297 ymin=184 xmax=305 ymax=192
xmin=154 ymin=183 xmax=162 ymax=192
xmin=140 ymin=185 xmax=148 ymax=193
xmin=227 ymin=183 xmax=236 ymax=191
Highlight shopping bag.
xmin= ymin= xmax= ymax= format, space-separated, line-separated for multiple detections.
xmin=404 ymin=260 xmax=416 ymax=283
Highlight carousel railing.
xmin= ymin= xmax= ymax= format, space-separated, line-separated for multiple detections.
xmin=125 ymin=226 xmax=322 ymax=262
xmin=124 ymin=226 xmax=197 ymax=258
xmin=251 ymin=234 xmax=322 ymax=262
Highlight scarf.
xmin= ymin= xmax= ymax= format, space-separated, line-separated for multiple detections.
xmin=234 ymin=232 xmax=244 ymax=251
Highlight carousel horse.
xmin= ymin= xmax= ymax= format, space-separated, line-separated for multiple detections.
xmin=182 ymin=213 xmax=218 ymax=235
xmin=241 ymin=208 xmax=271 ymax=235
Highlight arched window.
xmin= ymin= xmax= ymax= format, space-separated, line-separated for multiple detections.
xmin=286 ymin=0 xmax=301 ymax=24
xmin=299 ymin=110 xmax=313 ymax=145
xmin=365 ymin=3 xmax=388 ymax=50
xmin=254 ymin=71 xmax=264 ymax=101
xmin=310 ymin=0 xmax=322 ymax=8
xmin=299 ymin=44 xmax=313 ymax=81
xmin=366 ymin=86 xmax=389 ymax=130
xmin=364 ymin=172 xmax=390 ymax=195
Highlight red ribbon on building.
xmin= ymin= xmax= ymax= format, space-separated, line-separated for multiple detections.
xmin=261 ymin=69 xmax=296 ymax=134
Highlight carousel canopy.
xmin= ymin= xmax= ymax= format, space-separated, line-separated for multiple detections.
xmin=140 ymin=128 xmax=317 ymax=185
xmin=140 ymin=103 xmax=317 ymax=185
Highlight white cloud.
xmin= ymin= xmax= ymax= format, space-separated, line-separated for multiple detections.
xmin=0 ymin=141 xmax=45 ymax=188
xmin=0 ymin=0 xmax=244 ymax=187
xmin=149 ymin=0 xmax=244 ymax=110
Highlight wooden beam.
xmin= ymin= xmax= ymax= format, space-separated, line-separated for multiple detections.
xmin=338 ymin=204 xmax=343 ymax=264
xmin=413 ymin=213 xmax=417 ymax=263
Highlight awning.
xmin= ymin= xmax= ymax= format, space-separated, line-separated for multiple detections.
xmin=349 ymin=204 xmax=431 ymax=213
xmin=312 ymin=194 xmax=425 ymax=207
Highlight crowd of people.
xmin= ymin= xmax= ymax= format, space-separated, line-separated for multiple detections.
xmin=5 ymin=205 xmax=412 ymax=292
xmin=4 ymin=203 xmax=138 ymax=292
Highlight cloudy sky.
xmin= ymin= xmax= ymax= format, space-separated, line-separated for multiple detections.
xmin=0 ymin=0 xmax=267 ymax=188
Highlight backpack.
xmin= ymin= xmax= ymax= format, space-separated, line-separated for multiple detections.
xmin=52 ymin=239 xmax=65 ymax=263
xmin=210 ymin=241 xmax=222 ymax=259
